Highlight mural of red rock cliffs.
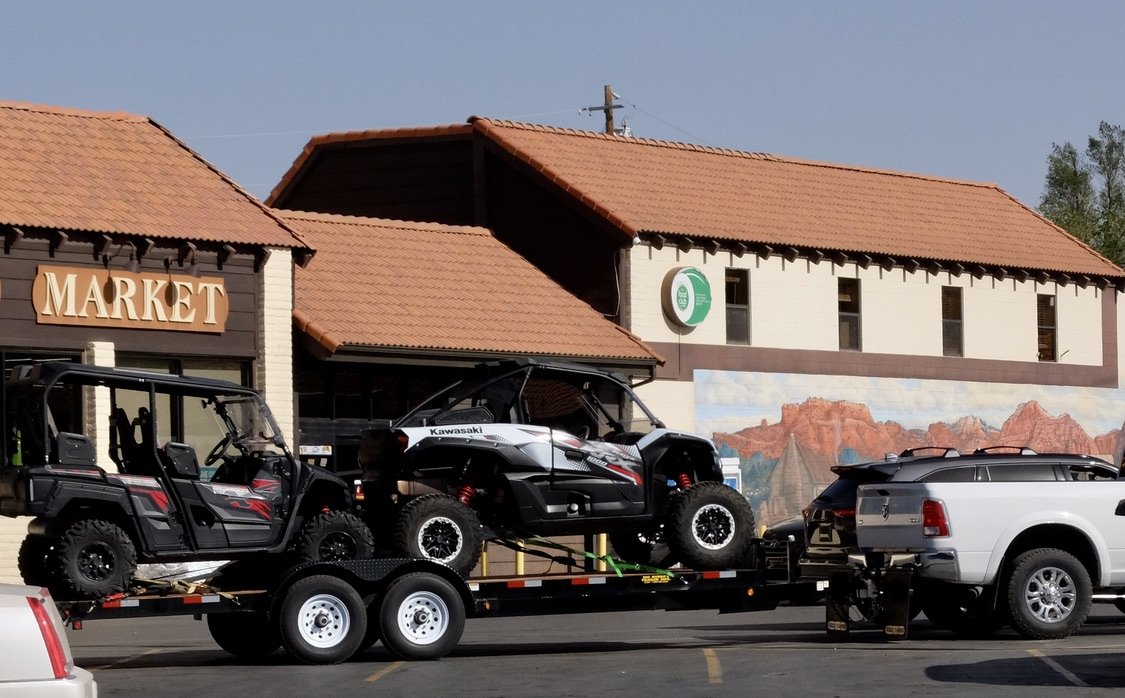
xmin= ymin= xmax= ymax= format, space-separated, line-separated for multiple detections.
xmin=714 ymin=398 xmax=1121 ymax=527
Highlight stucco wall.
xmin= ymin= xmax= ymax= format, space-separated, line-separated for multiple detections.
xmin=629 ymin=243 xmax=1105 ymax=365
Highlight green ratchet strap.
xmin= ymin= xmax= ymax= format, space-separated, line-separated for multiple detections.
xmin=488 ymin=536 xmax=677 ymax=579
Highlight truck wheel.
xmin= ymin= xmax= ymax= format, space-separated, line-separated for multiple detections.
xmin=207 ymin=612 xmax=281 ymax=659
xmin=394 ymin=495 xmax=482 ymax=576
xmin=608 ymin=529 xmax=676 ymax=567
xmin=51 ymin=519 xmax=137 ymax=599
xmin=665 ymin=482 xmax=754 ymax=570
xmin=279 ymin=575 xmax=367 ymax=664
xmin=1006 ymin=548 xmax=1091 ymax=640
xmin=18 ymin=535 xmax=55 ymax=587
xmin=296 ymin=510 xmax=376 ymax=562
xmin=378 ymin=572 xmax=465 ymax=660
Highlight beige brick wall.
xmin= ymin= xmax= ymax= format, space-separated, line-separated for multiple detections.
xmin=255 ymin=247 xmax=295 ymax=444
xmin=0 ymin=517 xmax=29 ymax=584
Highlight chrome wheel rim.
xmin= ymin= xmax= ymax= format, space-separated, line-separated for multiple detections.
xmin=1023 ymin=566 xmax=1077 ymax=623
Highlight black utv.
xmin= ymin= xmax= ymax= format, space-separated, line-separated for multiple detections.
xmin=0 ymin=363 xmax=373 ymax=599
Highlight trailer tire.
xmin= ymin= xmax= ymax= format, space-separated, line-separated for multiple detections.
xmin=18 ymin=535 xmax=55 ymax=588
xmin=665 ymin=482 xmax=754 ymax=570
xmin=378 ymin=572 xmax=465 ymax=661
xmin=296 ymin=510 xmax=376 ymax=562
xmin=1006 ymin=547 xmax=1091 ymax=640
xmin=395 ymin=495 xmax=482 ymax=576
xmin=279 ymin=575 xmax=367 ymax=664
xmin=50 ymin=518 xmax=137 ymax=599
xmin=207 ymin=612 xmax=281 ymax=659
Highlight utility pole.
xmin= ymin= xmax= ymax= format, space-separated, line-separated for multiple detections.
xmin=584 ymin=84 xmax=623 ymax=135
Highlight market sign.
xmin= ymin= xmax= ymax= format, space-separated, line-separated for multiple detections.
xmin=32 ymin=264 xmax=228 ymax=333
xmin=661 ymin=266 xmax=711 ymax=327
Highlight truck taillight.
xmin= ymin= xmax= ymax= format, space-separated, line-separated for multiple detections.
xmin=28 ymin=590 xmax=71 ymax=679
xmin=922 ymin=498 xmax=950 ymax=538
xmin=353 ymin=479 xmax=365 ymax=502
xmin=395 ymin=432 xmax=409 ymax=451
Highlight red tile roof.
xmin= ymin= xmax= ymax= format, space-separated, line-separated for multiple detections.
xmin=470 ymin=118 xmax=1122 ymax=278
xmin=277 ymin=211 xmax=660 ymax=364
xmin=0 ymin=101 xmax=309 ymax=250
xmin=273 ymin=117 xmax=1120 ymax=278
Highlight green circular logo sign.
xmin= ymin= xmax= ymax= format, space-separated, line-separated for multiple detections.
xmin=662 ymin=266 xmax=711 ymax=327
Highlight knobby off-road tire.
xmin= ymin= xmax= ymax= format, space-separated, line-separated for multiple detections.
xmin=378 ymin=572 xmax=466 ymax=661
xmin=1006 ymin=547 xmax=1091 ymax=640
xmin=296 ymin=510 xmax=376 ymax=562
xmin=50 ymin=518 xmax=137 ymax=599
xmin=18 ymin=535 xmax=55 ymax=588
xmin=394 ymin=495 xmax=482 ymax=576
xmin=279 ymin=575 xmax=367 ymax=665
xmin=665 ymin=481 xmax=755 ymax=570
xmin=207 ymin=612 xmax=282 ymax=659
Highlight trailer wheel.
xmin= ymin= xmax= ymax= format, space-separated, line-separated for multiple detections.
xmin=1006 ymin=547 xmax=1091 ymax=640
xmin=279 ymin=575 xmax=367 ymax=664
xmin=296 ymin=510 xmax=376 ymax=562
xmin=665 ymin=482 xmax=754 ymax=569
xmin=378 ymin=572 xmax=465 ymax=661
xmin=50 ymin=518 xmax=137 ymax=599
xmin=18 ymin=535 xmax=55 ymax=588
xmin=395 ymin=495 xmax=482 ymax=576
xmin=207 ymin=612 xmax=281 ymax=659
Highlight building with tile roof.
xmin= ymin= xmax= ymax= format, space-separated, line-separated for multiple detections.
xmin=279 ymin=210 xmax=655 ymax=365
xmin=269 ymin=117 xmax=1125 ymax=526
xmin=0 ymin=101 xmax=316 ymax=582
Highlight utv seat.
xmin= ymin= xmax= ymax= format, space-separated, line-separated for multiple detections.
xmin=111 ymin=407 xmax=160 ymax=477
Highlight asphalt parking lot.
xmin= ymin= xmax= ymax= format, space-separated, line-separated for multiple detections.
xmin=70 ymin=602 xmax=1125 ymax=697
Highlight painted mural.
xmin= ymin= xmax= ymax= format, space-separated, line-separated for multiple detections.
xmin=695 ymin=370 xmax=1125 ymax=528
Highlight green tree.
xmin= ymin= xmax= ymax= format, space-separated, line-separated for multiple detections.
xmin=1039 ymin=121 xmax=1125 ymax=267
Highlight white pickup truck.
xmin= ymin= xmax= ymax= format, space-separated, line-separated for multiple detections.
xmin=854 ymin=475 xmax=1125 ymax=639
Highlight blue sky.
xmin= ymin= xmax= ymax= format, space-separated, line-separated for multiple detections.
xmin=4 ymin=2 xmax=1124 ymax=206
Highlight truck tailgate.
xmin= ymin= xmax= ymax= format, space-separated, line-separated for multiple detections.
xmin=854 ymin=482 xmax=931 ymax=551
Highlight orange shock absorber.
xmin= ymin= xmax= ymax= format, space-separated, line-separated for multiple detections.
xmin=675 ymin=472 xmax=693 ymax=490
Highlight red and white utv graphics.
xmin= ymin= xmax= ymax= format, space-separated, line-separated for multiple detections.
xmin=357 ymin=359 xmax=756 ymax=576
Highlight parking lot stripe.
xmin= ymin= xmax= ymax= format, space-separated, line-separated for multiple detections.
xmin=366 ymin=661 xmax=406 ymax=683
xmin=702 ymin=648 xmax=722 ymax=684
xmin=1027 ymin=649 xmax=1089 ymax=688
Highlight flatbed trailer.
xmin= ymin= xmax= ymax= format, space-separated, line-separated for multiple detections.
xmin=57 ymin=542 xmax=825 ymax=665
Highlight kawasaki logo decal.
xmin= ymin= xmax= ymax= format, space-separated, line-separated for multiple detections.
xmin=430 ymin=426 xmax=484 ymax=435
